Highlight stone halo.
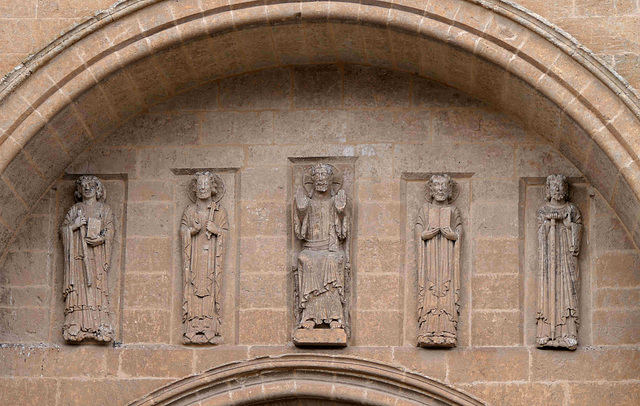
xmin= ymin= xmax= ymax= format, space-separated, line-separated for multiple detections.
xmin=187 ymin=173 xmax=226 ymax=204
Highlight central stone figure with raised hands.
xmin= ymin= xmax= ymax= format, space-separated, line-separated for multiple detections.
xmin=293 ymin=163 xmax=350 ymax=346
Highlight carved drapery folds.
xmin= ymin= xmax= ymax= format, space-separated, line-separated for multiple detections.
xmin=416 ymin=174 xmax=462 ymax=348
xmin=180 ymin=172 xmax=228 ymax=344
xmin=61 ymin=175 xmax=115 ymax=342
xmin=536 ymin=174 xmax=582 ymax=350
xmin=292 ymin=163 xmax=351 ymax=347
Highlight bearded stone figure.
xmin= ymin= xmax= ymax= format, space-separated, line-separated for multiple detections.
xmin=416 ymin=174 xmax=462 ymax=348
xmin=293 ymin=163 xmax=350 ymax=346
xmin=180 ymin=171 xmax=228 ymax=344
xmin=61 ymin=175 xmax=115 ymax=342
xmin=536 ymin=174 xmax=582 ymax=350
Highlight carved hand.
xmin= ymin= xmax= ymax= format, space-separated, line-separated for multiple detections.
xmin=206 ymin=221 xmax=220 ymax=236
xmin=85 ymin=235 xmax=105 ymax=246
xmin=334 ymin=190 xmax=347 ymax=213
xmin=191 ymin=219 xmax=202 ymax=235
xmin=442 ymin=226 xmax=458 ymax=241
xmin=421 ymin=227 xmax=440 ymax=240
xmin=294 ymin=188 xmax=309 ymax=213
xmin=72 ymin=215 xmax=87 ymax=231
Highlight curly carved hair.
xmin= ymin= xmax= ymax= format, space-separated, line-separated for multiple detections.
xmin=426 ymin=173 xmax=454 ymax=202
xmin=545 ymin=173 xmax=570 ymax=201
xmin=310 ymin=163 xmax=334 ymax=177
xmin=75 ymin=175 xmax=105 ymax=202
xmin=190 ymin=171 xmax=217 ymax=196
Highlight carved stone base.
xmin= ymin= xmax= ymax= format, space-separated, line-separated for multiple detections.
xmin=417 ymin=335 xmax=456 ymax=348
xmin=536 ymin=337 xmax=577 ymax=351
xmin=293 ymin=328 xmax=347 ymax=347
xmin=183 ymin=334 xmax=223 ymax=345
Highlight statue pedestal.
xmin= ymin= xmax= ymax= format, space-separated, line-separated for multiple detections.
xmin=293 ymin=328 xmax=347 ymax=347
xmin=417 ymin=336 xmax=456 ymax=348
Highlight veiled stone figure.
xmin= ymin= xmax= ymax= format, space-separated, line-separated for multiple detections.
xmin=416 ymin=174 xmax=462 ymax=348
xmin=180 ymin=172 xmax=228 ymax=344
xmin=536 ymin=174 xmax=582 ymax=350
xmin=293 ymin=163 xmax=350 ymax=346
xmin=61 ymin=175 xmax=115 ymax=342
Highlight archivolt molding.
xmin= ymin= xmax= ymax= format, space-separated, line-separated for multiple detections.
xmin=0 ymin=0 xmax=639 ymax=249
xmin=128 ymin=354 xmax=486 ymax=406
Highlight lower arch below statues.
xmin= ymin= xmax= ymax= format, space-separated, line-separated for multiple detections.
xmin=129 ymin=354 xmax=485 ymax=406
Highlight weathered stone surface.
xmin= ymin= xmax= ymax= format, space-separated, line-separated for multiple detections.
xmin=568 ymin=383 xmax=640 ymax=406
xmin=531 ymin=347 xmax=640 ymax=381
xmin=471 ymin=202 xmax=519 ymax=238
xmin=344 ymin=65 xmax=410 ymax=107
xmin=292 ymin=64 xmax=342 ymax=108
xmin=0 ymin=286 xmax=49 ymax=307
xmin=125 ymin=237 xmax=172 ymax=273
xmin=592 ymin=309 xmax=640 ymax=345
xmin=595 ymin=288 xmax=640 ymax=308
xmin=0 ymin=251 xmax=49 ymax=285
xmin=434 ymin=109 xmax=526 ymax=143
xmin=238 ymin=309 xmax=288 ymax=345
xmin=471 ymin=311 xmax=522 ymax=346
xmin=594 ymin=251 xmax=640 ymax=287
xmin=461 ymin=383 xmax=564 ymax=406
xmin=239 ymin=273 xmax=287 ymax=309
xmin=0 ymin=307 xmax=49 ymax=341
xmin=119 ymin=347 xmax=192 ymax=378
xmin=201 ymin=111 xmax=274 ymax=145
xmin=391 ymin=347 xmax=446 ymax=380
xmin=472 ymin=275 xmax=519 ymax=309
xmin=127 ymin=202 xmax=173 ymax=236
xmin=347 ymin=110 xmax=430 ymax=144
xmin=274 ymin=110 xmax=347 ymax=144
xmin=194 ymin=346 xmax=250 ymax=373
xmin=0 ymin=378 xmax=57 ymax=406
xmin=219 ymin=68 xmax=291 ymax=109
xmin=9 ymin=215 xmax=49 ymax=251
xmin=58 ymin=378 xmax=173 ymax=406
xmin=106 ymin=113 xmax=199 ymax=147
xmin=357 ymin=274 xmax=401 ymax=310
xmin=239 ymin=236 xmax=287 ymax=273
xmin=122 ymin=309 xmax=171 ymax=343
xmin=352 ymin=310 xmax=402 ymax=346
xmin=293 ymin=328 xmax=348 ymax=347
xmin=448 ymin=348 xmax=529 ymax=382
xmin=473 ymin=238 xmax=520 ymax=274
xmin=124 ymin=273 xmax=171 ymax=309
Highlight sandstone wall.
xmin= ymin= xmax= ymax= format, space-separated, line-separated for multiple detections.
xmin=1 ymin=64 xmax=638 ymax=405
xmin=1 ymin=0 xmax=639 ymax=92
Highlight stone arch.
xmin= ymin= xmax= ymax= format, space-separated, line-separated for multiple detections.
xmin=128 ymin=354 xmax=486 ymax=406
xmin=0 ymin=0 xmax=638 ymax=257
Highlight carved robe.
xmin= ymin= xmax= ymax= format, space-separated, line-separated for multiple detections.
xmin=180 ymin=202 xmax=228 ymax=343
xmin=295 ymin=194 xmax=348 ymax=327
xmin=61 ymin=202 xmax=115 ymax=342
xmin=416 ymin=203 xmax=462 ymax=347
xmin=536 ymin=202 xmax=582 ymax=349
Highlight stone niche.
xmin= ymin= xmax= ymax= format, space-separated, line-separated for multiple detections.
xmin=1 ymin=63 xmax=638 ymax=406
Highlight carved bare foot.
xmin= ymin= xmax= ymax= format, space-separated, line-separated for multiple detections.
xmin=301 ymin=320 xmax=315 ymax=329
xmin=329 ymin=321 xmax=341 ymax=329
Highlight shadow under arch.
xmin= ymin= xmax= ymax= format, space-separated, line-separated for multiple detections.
xmin=128 ymin=354 xmax=486 ymax=406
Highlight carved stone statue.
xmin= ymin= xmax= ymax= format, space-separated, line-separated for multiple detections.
xmin=61 ymin=175 xmax=115 ymax=342
xmin=180 ymin=171 xmax=228 ymax=344
xmin=536 ymin=174 xmax=582 ymax=350
xmin=293 ymin=163 xmax=350 ymax=346
xmin=416 ymin=174 xmax=462 ymax=348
